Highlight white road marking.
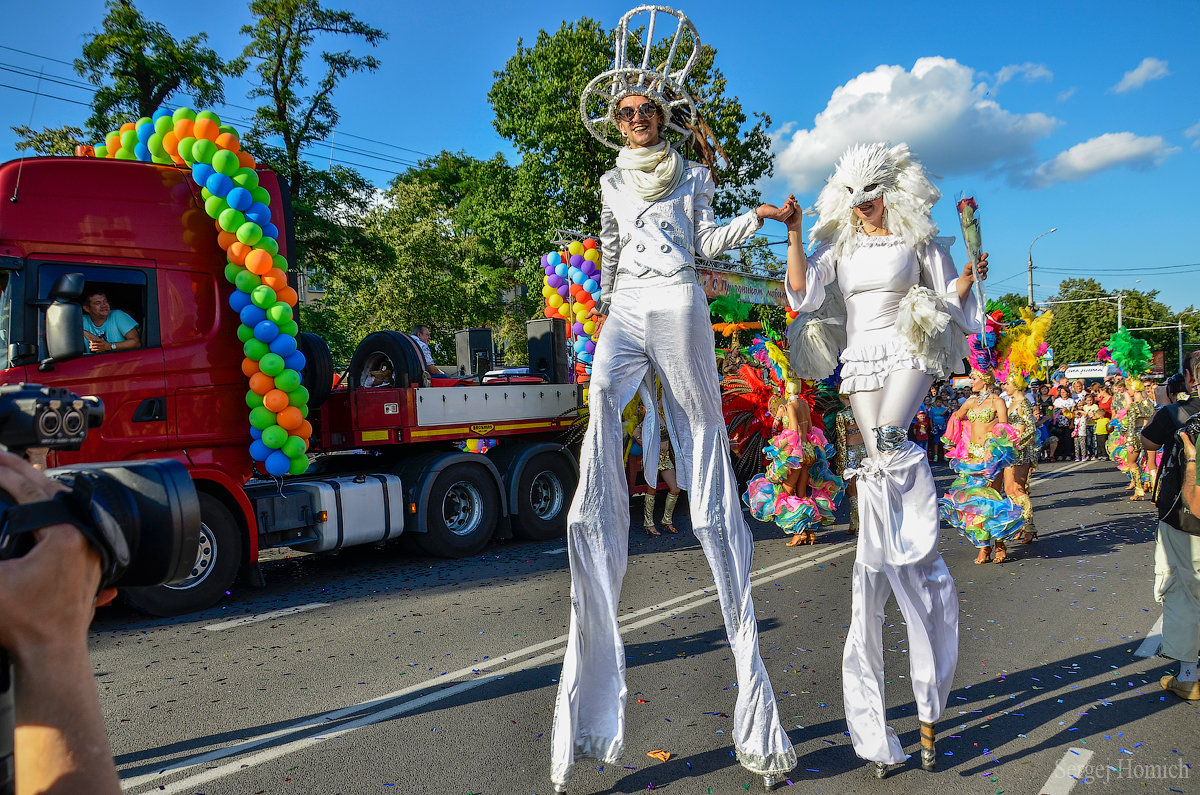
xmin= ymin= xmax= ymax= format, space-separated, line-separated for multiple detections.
xmin=1030 ymin=460 xmax=1090 ymax=484
xmin=122 ymin=542 xmax=855 ymax=793
xmin=541 ymin=546 xmax=568 ymax=555
xmin=1135 ymin=614 xmax=1164 ymax=658
xmin=1039 ymin=747 xmax=1093 ymax=795
xmin=203 ymin=602 xmax=330 ymax=631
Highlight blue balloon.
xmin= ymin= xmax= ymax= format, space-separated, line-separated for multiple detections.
xmin=571 ymin=270 xmax=586 ymax=285
xmin=192 ymin=163 xmax=215 ymax=185
xmin=579 ymin=352 xmax=593 ymax=363
xmin=239 ymin=304 xmax=267 ymax=327
xmin=268 ymin=333 xmax=297 ymax=357
xmin=226 ymin=187 xmax=253 ymax=212
xmin=254 ymin=319 xmax=280 ymax=343
xmin=583 ymin=279 xmax=599 ymax=293
xmin=136 ymin=123 xmax=154 ymax=143
xmin=249 ymin=425 xmax=263 ymax=440
xmin=547 ymin=251 xmax=561 ymax=266
xmin=264 ymin=450 xmax=291 ymax=476
xmin=206 ymin=172 xmax=233 ymax=198
xmin=554 ymin=264 xmax=568 ymax=278
xmin=134 ymin=142 xmax=151 ymax=161
xmin=152 ymin=108 xmax=171 ymax=121
xmin=243 ymin=201 xmax=271 ymax=224
xmin=260 ymin=221 xmax=279 ymax=240
xmin=249 ymin=439 xmax=272 ymax=462
xmin=283 ymin=350 xmax=306 ymax=371
xmin=229 ymin=291 xmax=252 ymax=313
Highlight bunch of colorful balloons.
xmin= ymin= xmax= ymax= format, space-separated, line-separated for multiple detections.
xmin=540 ymin=239 xmax=602 ymax=372
xmin=88 ymin=107 xmax=310 ymax=477
xmin=456 ymin=438 xmax=498 ymax=454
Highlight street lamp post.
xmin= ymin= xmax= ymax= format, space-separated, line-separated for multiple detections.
xmin=1116 ymin=279 xmax=1141 ymax=329
xmin=1028 ymin=227 xmax=1057 ymax=306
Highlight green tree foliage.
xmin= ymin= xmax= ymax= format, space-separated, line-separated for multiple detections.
xmin=304 ymin=181 xmax=509 ymax=364
xmin=10 ymin=125 xmax=87 ymax=156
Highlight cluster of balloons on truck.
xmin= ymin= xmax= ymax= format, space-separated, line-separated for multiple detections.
xmin=541 ymin=239 xmax=601 ymax=373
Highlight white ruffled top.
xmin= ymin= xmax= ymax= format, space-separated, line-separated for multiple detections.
xmin=785 ymin=234 xmax=978 ymax=392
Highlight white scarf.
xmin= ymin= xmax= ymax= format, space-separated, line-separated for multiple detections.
xmin=615 ymin=140 xmax=684 ymax=202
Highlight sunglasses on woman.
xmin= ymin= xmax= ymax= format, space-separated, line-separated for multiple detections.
xmin=616 ymin=102 xmax=659 ymax=122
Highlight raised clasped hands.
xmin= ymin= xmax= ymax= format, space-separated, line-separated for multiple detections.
xmin=757 ymin=195 xmax=801 ymax=228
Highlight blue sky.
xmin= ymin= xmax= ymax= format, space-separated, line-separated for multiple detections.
xmin=2 ymin=0 xmax=1197 ymax=314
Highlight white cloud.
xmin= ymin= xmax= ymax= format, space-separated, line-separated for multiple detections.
xmin=1057 ymin=87 xmax=1076 ymax=103
xmin=1187 ymin=121 xmax=1200 ymax=149
xmin=991 ymin=62 xmax=1053 ymax=90
xmin=775 ymin=57 xmax=1059 ymax=192
xmin=1029 ymin=132 xmax=1178 ymax=188
xmin=1112 ymin=57 xmax=1170 ymax=93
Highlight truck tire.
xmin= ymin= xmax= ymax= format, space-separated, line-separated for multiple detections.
xmin=512 ymin=451 xmax=576 ymax=541
xmin=416 ymin=463 xmax=500 ymax=558
xmin=349 ymin=331 xmax=425 ymax=389
xmin=123 ymin=493 xmax=242 ymax=617
xmin=298 ymin=332 xmax=333 ymax=409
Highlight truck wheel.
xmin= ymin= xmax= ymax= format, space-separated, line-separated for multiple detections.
xmin=512 ymin=452 xmax=576 ymax=541
xmin=298 ymin=332 xmax=333 ymax=409
xmin=416 ymin=463 xmax=499 ymax=558
xmin=123 ymin=493 xmax=242 ymax=617
xmin=349 ymin=331 xmax=424 ymax=389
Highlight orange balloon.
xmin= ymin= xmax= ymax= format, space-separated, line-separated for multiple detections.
xmin=217 ymin=230 xmax=238 ymax=251
xmin=215 ymin=132 xmax=240 ymax=152
xmin=295 ymin=420 xmax=313 ymax=441
xmin=276 ymin=406 xmax=304 ymax=430
xmin=193 ymin=118 xmax=219 ymax=142
xmin=245 ymin=249 xmax=274 ymax=275
xmin=173 ymin=118 xmax=194 ymax=140
xmin=163 ymin=130 xmax=179 ymax=155
xmin=237 ymin=151 xmax=257 ymax=169
xmin=120 ymin=122 xmax=136 ymax=134
xmin=249 ymin=372 xmax=275 ymax=396
xmin=262 ymin=268 xmax=288 ymax=290
xmin=276 ymin=286 xmax=298 ymax=307
xmin=228 ymin=242 xmax=251 ymax=266
xmin=262 ymin=389 xmax=290 ymax=413
xmin=241 ymin=357 xmax=261 ymax=378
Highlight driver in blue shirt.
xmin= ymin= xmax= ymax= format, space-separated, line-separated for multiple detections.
xmin=82 ymin=288 xmax=139 ymax=354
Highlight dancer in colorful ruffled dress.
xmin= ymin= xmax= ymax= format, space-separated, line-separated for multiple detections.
xmin=1125 ymin=380 xmax=1157 ymax=500
xmin=1105 ymin=328 xmax=1155 ymax=500
xmin=939 ymin=370 xmax=1024 ymax=564
xmin=744 ymin=377 xmax=843 ymax=545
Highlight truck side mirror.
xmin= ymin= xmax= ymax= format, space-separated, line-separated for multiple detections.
xmin=39 ymin=273 xmax=86 ymax=372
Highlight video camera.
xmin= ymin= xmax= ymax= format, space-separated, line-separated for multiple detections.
xmin=0 ymin=383 xmax=200 ymax=795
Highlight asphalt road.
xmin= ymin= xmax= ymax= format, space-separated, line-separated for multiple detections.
xmin=90 ymin=458 xmax=1197 ymax=795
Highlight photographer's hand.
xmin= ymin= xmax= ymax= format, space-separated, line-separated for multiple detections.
xmin=0 ymin=452 xmax=120 ymax=795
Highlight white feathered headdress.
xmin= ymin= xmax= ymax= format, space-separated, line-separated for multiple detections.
xmin=808 ymin=142 xmax=941 ymax=261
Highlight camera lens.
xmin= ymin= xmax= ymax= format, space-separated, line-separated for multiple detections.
xmin=37 ymin=408 xmax=61 ymax=437
xmin=62 ymin=408 xmax=84 ymax=435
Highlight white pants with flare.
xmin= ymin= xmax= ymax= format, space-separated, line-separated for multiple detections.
xmin=841 ymin=370 xmax=959 ymax=765
xmin=549 ymin=280 xmax=796 ymax=788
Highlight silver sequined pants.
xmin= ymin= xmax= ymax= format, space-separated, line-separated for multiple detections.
xmin=549 ymin=281 xmax=796 ymax=788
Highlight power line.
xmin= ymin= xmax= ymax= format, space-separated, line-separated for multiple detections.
xmin=0 ymin=81 xmax=91 ymax=107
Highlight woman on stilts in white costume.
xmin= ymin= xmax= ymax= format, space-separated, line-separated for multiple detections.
xmin=784 ymin=142 xmax=988 ymax=778
xmin=550 ymin=6 xmax=797 ymax=792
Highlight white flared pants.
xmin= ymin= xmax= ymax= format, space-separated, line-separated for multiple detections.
xmin=841 ymin=370 xmax=959 ymax=764
xmin=550 ymin=281 xmax=796 ymax=788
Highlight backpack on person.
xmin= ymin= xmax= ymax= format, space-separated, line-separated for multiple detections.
xmin=1154 ymin=402 xmax=1200 ymax=536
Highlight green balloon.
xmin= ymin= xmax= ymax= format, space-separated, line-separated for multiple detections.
xmin=154 ymin=115 xmax=173 ymax=135
xmin=266 ymin=302 xmax=293 ymax=324
xmin=261 ymin=424 xmax=288 ymax=449
xmin=115 ymin=148 xmax=137 ymax=161
xmin=271 ymin=254 xmax=288 ymax=271
xmin=246 ymin=390 xmax=264 ymax=408
xmin=256 ymin=237 xmax=279 ymax=256
xmin=251 ymin=285 xmax=277 ymax=309
xmin=233 ymin=168 xmax=260 ymax=190
xmin=250 ymin=186 xmax=272 ymax=205
xmin=200 ymin=187 xmax=213 ymax=201
xmin=172 ymin=107 xmax=196 ymax=122
xmin=204 ymin=195 xmax=227 ymax=220
xmin=234 ymin=270 xmax=260 ymax=294
xmin=274 ymin=368 xmax=302 ymax=392
xmin=224 ymin=263 xmax=242 ymax=283
xmin=195 ymin=110 xmax=220 ymax=123
xmin=148 ymin=133 xmax=165 ymax=156
xmin=212 ymin=149 xmax=239 ymax=176
xmin=120 ymin=130 xmax=138 ymax=150
xmin=218 ymin=208 xmax=245 ymax=233
xmin=237 ymin=222 xmax=263 ymax=246
xmin=249 ymin=406 xmax=276 ymax=430
xmin=259 ymin=352 xmax=285 ymax=377
xmin=300 ymin=403 xmax=309 ymax=419
xmin=281 ymin=436 xmax=307 ymax=458
xmin=136 ymin=117 xmax=152 ymax=129
xmin=288 ymin=455 xmax=309 ymax=476
xmin=192 ymin=138 xmax=218 ymax=165
xmin=177 ymin=136 xmax=196 ymax=162
xmin=287 ymin=385 xmax=310 ymax=407
xmin=237 ymin=323 xmax=255 ymax=343
xmin=94 ymin=145 xmax=108 ymax=158
xmin=152 ymin=153 xmax=173 ymax=165
xmin=277 ymin=319 xmax=299 ymax=337
xmin=218 ymin=123 xmax=236 ymax=135
xmin=244 ymin=338 xmax=269 ymax=360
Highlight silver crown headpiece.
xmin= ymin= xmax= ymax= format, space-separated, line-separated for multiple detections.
xmin=580 ymin=5 xmax=701 ymax=150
